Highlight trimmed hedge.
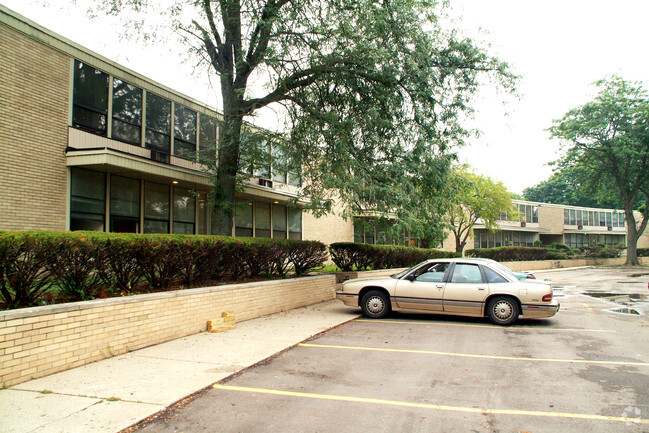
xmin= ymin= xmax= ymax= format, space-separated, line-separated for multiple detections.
xmin=329 ymin=242 xmax=460 ymax=272
xmin=0 ymin=231 xmax=328 ymax=309
xmin=465 ymin=244 xmax=625 ymax=261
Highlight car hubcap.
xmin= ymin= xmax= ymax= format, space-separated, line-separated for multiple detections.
xmin=493 ymin=301 xmax=513 ymax=320
xmin=367 ymin=296 xmax=385 ymax=315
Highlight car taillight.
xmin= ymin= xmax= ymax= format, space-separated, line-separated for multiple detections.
xmin=526 ymin=274 xmax=536 ymax=279
xmin=542 ymin=293 xmax=553 ymax=302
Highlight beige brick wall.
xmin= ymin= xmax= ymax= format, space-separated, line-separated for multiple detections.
xmin=538 ymin=206 xmax=564 ymax=234
xmin=0 ymin=275 xmax=336 ymax=386
xmin=0 ymin=23 xmax=70 ymax=231
xmin=303 ymin=203 xmax=353 ymax=246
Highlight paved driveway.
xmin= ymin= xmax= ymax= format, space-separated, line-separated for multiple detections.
xmin=131 ymin=267 xmax=649 ymax=432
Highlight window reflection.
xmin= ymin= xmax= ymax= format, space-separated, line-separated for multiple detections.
xmin=112 ymin=79 xmax=143 ymax=145
xmin=145 ymin=93 xmax=172 ymax=153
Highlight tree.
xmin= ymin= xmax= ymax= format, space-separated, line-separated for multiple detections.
xmin=522 ymin=168 xmax=620 ymax=208
xmin=92 ymin=0 xmax=513 ymax=235
xmin=550 ymin=76 xmax=649 ymax=265
xmin=448 ymin=168 xmax=514 ymax=253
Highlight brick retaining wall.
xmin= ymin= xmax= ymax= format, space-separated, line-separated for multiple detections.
xmin=0 ymin=275 xmax=336 ymax=387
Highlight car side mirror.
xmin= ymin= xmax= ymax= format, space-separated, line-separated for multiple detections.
xmin=405 ymin=274 xmax=416 ymax=281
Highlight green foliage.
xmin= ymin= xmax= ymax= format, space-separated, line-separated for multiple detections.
xmin=90 ymin=0 xmax=514 ymax=238
xmin=637 ymin=248 xmax=649 ymax=257
xmin=550 ymin=75 xmax=649 ymax=265
xmin=0 ymin=231 xmax=329 ymax=309
xmin=523 ymin=168 xmax=621 ymax=208
xmin=581 ymin=243 xmax=625 ymax=259
xmin=329 ymin=242 xmax=459 ymax=272
xmin=465 ymin=247 xmax=550 ymax=262
xmin=0 ymin=232 xmax=54 ymax=308
xmin=448 ymin=168 xmax=515 ymax=253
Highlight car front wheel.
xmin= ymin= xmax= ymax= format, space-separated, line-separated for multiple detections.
xmin=360 ymin=290 xmax=391 ymax=319
xmin=487 ymin=296 xmax=519 ymax=326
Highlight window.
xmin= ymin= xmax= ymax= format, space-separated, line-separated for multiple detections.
xmin=569 ymin=209 xmax=576 ymax=225
xmin=73 ymin=60 xmax=108 ymax=134
xmin=112 ymin=79 xmax=143 ymax=145
xmin=235 ymin=200 xmax=253 ymax=237
xmin=199 ymin=115 xmax=217 ymax=164
xmin=145 ymin=93 xmax=172 ymax=154
xmin=272 ymin=204 xmax=287 ymax=239
xmin=599 ymin=212 xmax=606 ymax=227
xmin=484 ymin=267 xmax=507 ymax=283
xmin=288 ymin=207 xmax=302 ymax=240
xmin=70 ymin=168 xmax=105 ymax=231
xmin=272 ymin=145 xmax=287 ymax=183
xmin=605 ymin=212 xmax=612 ymax=228
xmin=451 ymin=264 xmax=483 ymax=284
xmin=254 ymin=141 xmax=271 ymax=179
xmin=144 ymin=182 xmax=170 ymax=233
xmin=414 ymin=263 xmax=448 ymax=283
xmin=254 ymin=202 xmax=271 ymax=238
xmin=564 ymin=209 xmax=569 ymax=225
xmin=354 ymin=219 xmax=364 ymax=243
xmin=174 ymin=105 xmax=197 ymax=159
xmin=110 ymin=175 xmax=140 ymax=233
xmin=197 ymin=193 xmax=209 ymax=235
xmin=576 ymin=210 xmax=583 ymax=226
xmin=173 ymin=187 xmax=195 ymax=234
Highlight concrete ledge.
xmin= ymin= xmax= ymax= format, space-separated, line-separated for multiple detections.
xmin=503 ymin=257 xmax=648 ymax=272
xmin=0 ymin=274 xmax=336 ymax=386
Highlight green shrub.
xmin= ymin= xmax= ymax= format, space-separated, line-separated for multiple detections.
xmin=0 ymin=232 xmax=54 ymax=308
xmin=638 ymin=248 xmax=649 ymax=257
xmin=581 ymin=243 xmax=625 ymax=258
xmin=329 ymin=243 xmax=459 ymax=271
xmin=285 ymin=240 xmax=328 ymax=276
xmin=465 ymin=246 xmax=549 ymax=261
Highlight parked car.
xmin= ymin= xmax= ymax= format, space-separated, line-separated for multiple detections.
xmin=336 ymin=258 xmax=559 ymax=326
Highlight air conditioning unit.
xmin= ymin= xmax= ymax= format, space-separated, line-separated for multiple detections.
xmin=258 ymin=178 xmax=273 ymax=188
xmin=607 ymin=226 xmax=613 ymax=231
xmin=150 ymin=150 xmax=170 ymax=164
xmin=577 ymin=224 xmax=583 ymax=230
xmin=520 ymin=221 xmax=526 ymax=227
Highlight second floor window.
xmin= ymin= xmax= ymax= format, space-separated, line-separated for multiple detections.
xmin=73 ymin=60 xmax=108 ymax=135
xmin=112 ymin=79 xmax=143 ymax=145
xmin=145 ymin=93 xmax=172 ymax=153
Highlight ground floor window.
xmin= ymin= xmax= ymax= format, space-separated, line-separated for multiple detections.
xmin=353 ymin=217 xmax=410 ymax=246
xmin=233 ymin=200 xmax=302 ymax=239
xmin=110 ymin=175 xmax=140 ymax=233
xmin=473 ymin=229 xmax=537 ymax=249
xmin=173 ymin=187 xmax=195 ymax=234
xmin=564 ymin=233 xmax=626 ymax=248
xmin=70 ymin=167 xmax=106 ymax=231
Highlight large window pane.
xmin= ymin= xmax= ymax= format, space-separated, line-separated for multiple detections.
xmin=288 ymin=208 xmax=302 ymax=240
xmin=271 ymin=145 xmax=287 ymax=183
xmin=197 ymin=193 xmax=209 ymax=235
xmin=73 ymin=60 xmax=108 ymax=134
xmin=173 ymin=187 xmax=195 ymax=234
xmin=70 ymin=168 xmax=105 ymax=231
xmin=255 ymin=202 xmax=271 ymax=238
xmin=144 ymin=182 xmax=169 ymax=233
xmin=174 ymin=105 xmax=197 ymax=159
xmin=110 ymin=175 xmax=140 ymax=233
xmin=199 ymin=115 xmax=217 ymax=164
xmin=272 ymin=204 xmax=287 ymax=239
xmin=112 ymin=79 xmax=143 ymax=145
xmin=235 ymin=200 xmax=253 ymax=237
xmin=145 ymin=93 xmax=171 ymax=153
xmin=254 ymin=141 xmax=271 ymax=179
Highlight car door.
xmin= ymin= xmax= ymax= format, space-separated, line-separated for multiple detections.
xmin=394 ymin=262 xmax=449 ymax=312
xmin=443 ymin=263 xmax=489 ymax=315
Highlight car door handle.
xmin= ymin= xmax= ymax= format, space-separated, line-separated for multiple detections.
xmin=436 ymin=285 xmax=444 ymax=289
xmin=477 ymin=287 xmax=486 ymax=291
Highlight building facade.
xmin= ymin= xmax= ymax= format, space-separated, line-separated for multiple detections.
xmin=0 ymin=5 xmax=349 ymax=243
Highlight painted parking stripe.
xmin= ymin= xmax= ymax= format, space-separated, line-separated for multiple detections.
xmin=298 ymin=343 xmax=649 ymax=367
xmin=213 ymin=384 xmax=648 ymax=425
xmin=356 ymin=319 xmax=613 ymax=333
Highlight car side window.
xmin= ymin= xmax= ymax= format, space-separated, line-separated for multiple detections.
xmin=414 ymin=263 xmax=448 ymax=282
xmin=483 ymin=267 xmax=507 ymax=283
xmin=450 ymin=264 xmax=484 ymax=284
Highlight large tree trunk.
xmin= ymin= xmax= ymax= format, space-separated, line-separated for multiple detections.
xmin=212 ymin=79 xmax=245 ymax=236
xmin=625 ymin=208 xmax=641 ymax=266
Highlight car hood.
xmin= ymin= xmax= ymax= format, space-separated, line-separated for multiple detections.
xmin=342 ymin=275 xmax=394 ymax=287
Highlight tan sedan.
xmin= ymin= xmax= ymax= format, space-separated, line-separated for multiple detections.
xmin=336 ymin=258 xmax=559 ymax=326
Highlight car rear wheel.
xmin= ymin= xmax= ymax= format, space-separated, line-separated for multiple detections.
xmin=360 ymin=290 xmax=391 ymax=319
xmin=487 ymin=296 xmax=519 ymax=326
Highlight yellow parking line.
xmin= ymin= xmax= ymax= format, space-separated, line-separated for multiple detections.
xmin=298 ymin=343 xmax=649 ymax=367
xmin=213 ymin=384 xmax=648 ymax=425
xmin=355 ymin=319 xmax=613 ymax=333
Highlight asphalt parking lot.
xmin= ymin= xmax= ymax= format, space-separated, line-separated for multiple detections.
xmin=132 ymin=267 xmax=649 ymax=432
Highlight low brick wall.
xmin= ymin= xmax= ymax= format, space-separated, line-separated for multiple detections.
xmin=0 ymin=275 xmax=336 ymax=387
xmin=503 ymin=257 xmax=648 ymax=272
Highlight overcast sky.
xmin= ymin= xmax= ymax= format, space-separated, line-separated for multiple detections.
xmin=3 ymin=0 xmax=649 ymax=195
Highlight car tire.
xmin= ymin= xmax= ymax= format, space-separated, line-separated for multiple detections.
xmin=487 ymin=296 xmax=519 ymax=326
xmin=360 ymin=290 xmax=391 ymax=319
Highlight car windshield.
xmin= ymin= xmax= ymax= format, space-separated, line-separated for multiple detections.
xmin=391 ymin=261 xmax=429 ymax=279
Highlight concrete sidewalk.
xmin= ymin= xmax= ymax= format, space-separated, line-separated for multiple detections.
xmin=0 ymin=300 xmax=358 ymax=433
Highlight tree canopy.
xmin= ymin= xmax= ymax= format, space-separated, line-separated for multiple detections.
xmin=91 ymin=0 xmax=514 ymax=236
xmin=447 ymin=168 xmax=514 ymax=253
xmin=522 ymin=168 xmax=620 ymax=209
xmin=550 ymin=75 xmax=649 ymax=265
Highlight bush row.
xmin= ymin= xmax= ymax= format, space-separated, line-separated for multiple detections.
xmin=465 ymin=243 xmax=626 ymax=261
xmin=0 ymin=231 xmax=327 ymax=309
xmin=329 ymin=242 xmax=460 ymax=271
xmin=638 ymin=248 xmax=649 ymax=257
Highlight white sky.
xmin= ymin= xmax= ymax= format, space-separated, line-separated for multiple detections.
xmin=3 ymin=0 xmax=649 ymax=195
